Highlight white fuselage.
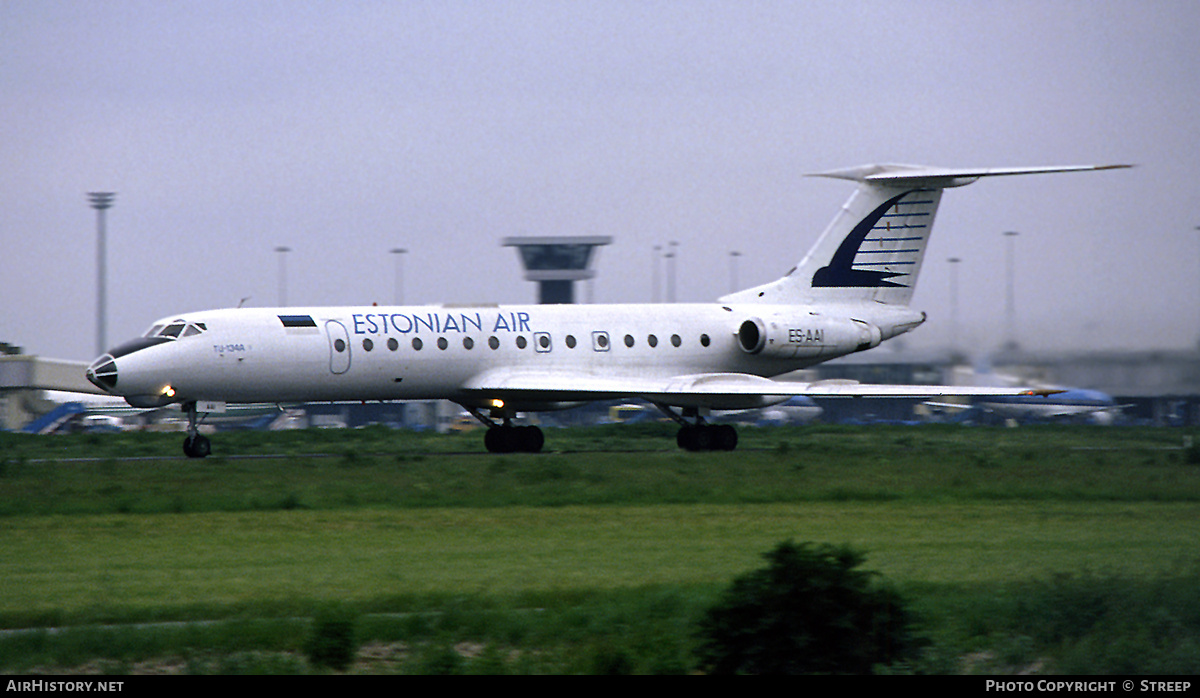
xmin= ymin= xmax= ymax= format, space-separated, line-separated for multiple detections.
xmin=99 ymin=301 xmax=922 ymax=410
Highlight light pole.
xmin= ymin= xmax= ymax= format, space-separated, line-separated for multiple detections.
xmin=666 ymin=241 xmax=679 ymax=303
xmin=390 ymin=248 xmax=408 ymax=305
xmin=1003 ymin=231 xmax=1019 ymax=352
xmin=88 ymin=192 xmax=115 ymax=356
xmin=729 ymin=250 xmax=742 ymax=294
xmin=947 ymin=257 xmax=961 ymax=353
xmin=651 ymin=245 xmax=661 ymax=303
xmin=274 ymin=246 xmax=292 ymax=307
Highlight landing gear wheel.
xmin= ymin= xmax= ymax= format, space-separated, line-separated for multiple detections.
xmin=714 ymin=423 xmax=738 ymax=451
xmin=183 ymin=434 xmax=211 ymax=459
xmin=485 ymin=425 xmax=544 ymax=453
xmin=181 ymin=401 xmax=211 ymax=458
xmin=677 ymin=424 xmax=738 ymax=452
xmin=519 ymin=425 xmax=545 ymax=453
xmin=677 ymin=424 xmax=707 ymax=451
xmin=484 ymin=426 xmax=505 ymax=453
xmin=676 ymin=425 xmax=692 ymax=450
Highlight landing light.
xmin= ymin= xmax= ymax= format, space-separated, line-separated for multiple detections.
xmin=162 ymin=386 xmax=176 ymax=398
xmin=490 ymin=398 xmax=505 ymax=410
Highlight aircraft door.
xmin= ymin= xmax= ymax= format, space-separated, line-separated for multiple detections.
xmin=325 ymin=320 xmax=351 ymax=375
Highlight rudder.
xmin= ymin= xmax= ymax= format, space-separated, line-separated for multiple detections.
xmin=806 ymin=184 xmax=942 ymax=306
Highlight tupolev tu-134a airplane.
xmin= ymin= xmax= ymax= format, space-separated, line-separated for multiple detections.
xmin=86 ymin=163 xmax=1128 ymax=457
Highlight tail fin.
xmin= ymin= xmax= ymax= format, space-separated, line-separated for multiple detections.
xmin=721 ymin=164 xmax=1129 ymax=307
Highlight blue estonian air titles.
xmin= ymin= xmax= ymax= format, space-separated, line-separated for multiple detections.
xmin=351 ymin=310 xmax=533 ymax=337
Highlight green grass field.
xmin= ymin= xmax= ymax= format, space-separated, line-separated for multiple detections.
xmin=1 ymin=424 xmax=1198 ymax=673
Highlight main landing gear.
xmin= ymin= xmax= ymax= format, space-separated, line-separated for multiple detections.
xmin=484 ymin=424 xmax=545 ymax=454
xmin=182 ymin=401 xmax=212 ymax=459
xmin=466 ymin=405 xmax=545 ymax=453
xmin=465 ymin=402 xmax=739 ymax=453
xmin=676 ymin=422 xmax=738 ymax=452
xmin=657 ymin=405 xmax=739 ymax=452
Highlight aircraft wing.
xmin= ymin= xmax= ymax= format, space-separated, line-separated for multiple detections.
xmin=461 ymin=370 xmax=1060 ymax=411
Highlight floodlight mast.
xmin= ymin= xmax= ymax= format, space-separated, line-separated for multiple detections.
xmin=88 ymin=192 xmax=116 ymax=357
xmin=274 ymin=246 xmax=292 ymax=306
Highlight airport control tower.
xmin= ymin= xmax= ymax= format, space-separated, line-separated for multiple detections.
xmin=503 ymin=236 xmax=612 ymax=304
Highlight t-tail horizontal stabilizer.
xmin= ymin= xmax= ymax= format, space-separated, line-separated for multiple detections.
xmin=721 ymin=163 xmax=1131 ymax=308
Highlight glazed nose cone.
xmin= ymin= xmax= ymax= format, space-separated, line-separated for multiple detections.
xmin=86 ymin=355 xmax=118 ymax=392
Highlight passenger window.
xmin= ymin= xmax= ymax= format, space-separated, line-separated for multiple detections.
xmin=671 ymin=334 xmax=682 ymax=347
xmin=516 ymin=336 xmax=528 ymax=349
xmin=464 ymin=337 xmax=475 ymax=350
xmin=624 ymin=334 xmax=635 ymax=348
xmin=437 ymin=337 xmax=448 ymax=350
xmin=363 ymin=338 xmax=374 ymax=351
xmin=700 ymin=334 xmax=711 ymax=347
xmin=648 ymin=334 xmax=658 ymax=348
xmin=388 ymin=338 xmax=399 ymax=351
xmin=489 ymin=336 xmax=500 ymax=350
xmin=566 ymin=334 xmax=577 ymax=348
xmin=412 ymin=338 xmax=424 ymax=351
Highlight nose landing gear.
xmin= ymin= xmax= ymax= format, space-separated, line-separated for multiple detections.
xmin=182 ymin=402 xmax=211 ymax=458
xmin=184 ymin=433 xmax=211 ymax=459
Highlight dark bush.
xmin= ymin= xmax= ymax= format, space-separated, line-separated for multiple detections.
xmin=695 ymin=541 xmax=922 ymax=674
xmin=305 ymin=606 xmax=359 ymax=672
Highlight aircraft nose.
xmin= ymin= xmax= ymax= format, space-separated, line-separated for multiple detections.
xmin=86 ymin=355 xmax=118 ymax=393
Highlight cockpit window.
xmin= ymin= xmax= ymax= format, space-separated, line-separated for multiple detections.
xmin=143 ymin=320 xmax=207 ymax=340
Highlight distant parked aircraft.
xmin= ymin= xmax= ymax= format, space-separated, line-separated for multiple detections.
xmin=930 ymin=387 xmax=1127 ymax=425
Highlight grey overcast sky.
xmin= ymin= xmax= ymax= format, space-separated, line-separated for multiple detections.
xmin=3 ymin=0 xmax=1198 ymax=362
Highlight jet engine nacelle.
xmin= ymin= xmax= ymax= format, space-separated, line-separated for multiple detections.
xmin=737 ymin=314 xmax=882 ymax=359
